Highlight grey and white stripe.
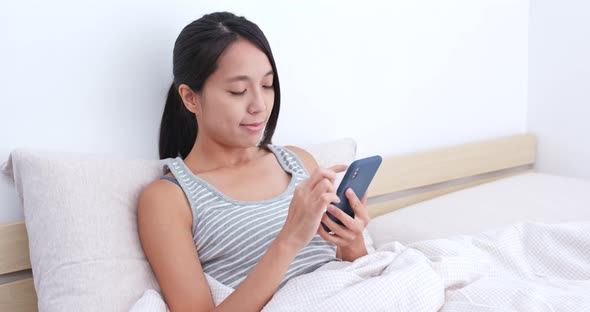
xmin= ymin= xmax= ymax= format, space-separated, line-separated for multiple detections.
xmin=163 ymin=144 xmax=339 ymax=289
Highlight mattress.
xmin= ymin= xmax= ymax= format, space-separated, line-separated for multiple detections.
xmin=367 ymin=172 xmax=590 ymax=248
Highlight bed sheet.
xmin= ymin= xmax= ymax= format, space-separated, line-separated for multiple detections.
xmin=367 ymin=172 xmax=590 ymax=247
xmin=131 ymin=221 xmax=590 ymax=311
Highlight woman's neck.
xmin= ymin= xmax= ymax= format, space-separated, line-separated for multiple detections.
xmin=184 ymin=135 xmax=265 ymax=174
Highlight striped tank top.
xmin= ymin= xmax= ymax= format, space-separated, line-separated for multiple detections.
xmin=162 ymin=144 xmax=338 ymax=289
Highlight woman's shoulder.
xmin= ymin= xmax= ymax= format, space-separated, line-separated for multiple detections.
xmin=137 ymin=176 xmax=192 ymax=228
xmin=281 ymin=145 xmax=319 ymax=175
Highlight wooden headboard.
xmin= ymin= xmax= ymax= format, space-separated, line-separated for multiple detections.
xmin=366 ymin=133 xmax=536 ymax=218
xmin=0 ymin=222 xmax=36 ymax=311
xmin=0 ymin=133 xmax=536 ymax=311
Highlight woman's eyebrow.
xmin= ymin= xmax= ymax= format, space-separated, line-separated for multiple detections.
xmin=225 ymin=69 xmax=274 ymax=83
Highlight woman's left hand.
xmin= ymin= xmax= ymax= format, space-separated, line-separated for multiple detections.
xmin=317 ymin=188 xmax=370 ymax=261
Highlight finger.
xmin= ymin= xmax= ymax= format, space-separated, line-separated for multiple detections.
xmin=322 ymin=213 xmax=357 ymax=241
xmin=306 ymin=167 xmax=340 ymax=191
xmin=326 ymin=205 xmax=361 ymax=233
xmin=315 ymin=164 xmax=347 ymax=187
xmin=309 ymin=180 xmax=340 ymax=207
xmin=311 ymin=177 xmax=336 ymax=196
xmin=317 ymin=164 xmax=347 ymax=194
xmin=361 ymin=192 xmax=368 ymax=205
xmin=328 ymin=164 xmax=348 ymax=173
xmin=309 ymin=193 xmax=340 ymax=217
xmin=319 ymin=193 xmax=341 ymax=208
xmin=324 ymin=164 xmax=348 ymax=186
xmin=310 ymin=181 xmax=341 ymax=209
xmin=317 ymin=223 xmax=349 ymax=245
xmin=345 ymin=188 xmax=370 ymax=223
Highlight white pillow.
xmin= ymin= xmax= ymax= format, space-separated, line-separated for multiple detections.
xmin=1 ymin=138 xmax=365 ymax=311
xmin=2 ymin=151 xmax=163 ymax=311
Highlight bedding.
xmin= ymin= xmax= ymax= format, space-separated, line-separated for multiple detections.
xmin=132 ymin=221 xmax=590 ymax=311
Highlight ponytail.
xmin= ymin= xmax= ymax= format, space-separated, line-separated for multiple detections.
xmin=159 ymin=83 xmax=197 ymax=159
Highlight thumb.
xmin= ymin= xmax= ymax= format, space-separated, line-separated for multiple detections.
xmin=327 ymin=164 xmax=348 ymax=174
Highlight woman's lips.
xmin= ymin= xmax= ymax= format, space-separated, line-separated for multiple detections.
xmin=240 ymin=122 xmax=264 ymax=132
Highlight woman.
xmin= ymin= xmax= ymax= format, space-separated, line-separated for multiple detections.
xmin=138 ymin=12 xmax=371 ymax=312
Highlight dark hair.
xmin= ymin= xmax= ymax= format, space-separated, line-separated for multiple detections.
xmin=159 ymin=12 xmax=281 ymax=159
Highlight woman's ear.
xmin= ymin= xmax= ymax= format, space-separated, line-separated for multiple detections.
xmin=178 ymin=83 xmax=202 ymax=117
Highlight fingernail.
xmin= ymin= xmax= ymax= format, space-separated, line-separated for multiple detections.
xmin=327 ymin=205 xmax=336 ymax=212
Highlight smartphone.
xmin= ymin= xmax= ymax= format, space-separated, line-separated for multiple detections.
xmin=321 ymin=155 xmax=382 ymax=233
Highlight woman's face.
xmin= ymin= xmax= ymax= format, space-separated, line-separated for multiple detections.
xmin=196 ymin=38 xmax=275 ymax=148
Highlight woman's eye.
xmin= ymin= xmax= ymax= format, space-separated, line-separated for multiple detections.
xmin=229 ymin=89 xmax=247 ymax=96
xmin=229 ymin=86 xmax=272 ymax=95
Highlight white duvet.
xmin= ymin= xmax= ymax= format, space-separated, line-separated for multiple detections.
xmin=131 ymin=221 xmax=590 ymax=311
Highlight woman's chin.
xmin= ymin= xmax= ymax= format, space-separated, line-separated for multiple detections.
xmin=233 ymin=136 xmax=263 ymax=148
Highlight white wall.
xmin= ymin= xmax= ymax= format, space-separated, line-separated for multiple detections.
xmin=527 ymin=0 xmax=590 ymax=180
xmin=0 ymin=0 xmax=529 ymax=222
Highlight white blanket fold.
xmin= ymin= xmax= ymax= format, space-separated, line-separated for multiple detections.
xmin=131 ymin=222 xmax=590 ymax=312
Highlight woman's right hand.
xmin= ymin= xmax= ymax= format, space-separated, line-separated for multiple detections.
xmin=279 ymin=165 xmax=348 ymax=251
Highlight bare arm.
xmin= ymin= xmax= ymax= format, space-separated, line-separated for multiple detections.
xmin=138 ymin=159 xmax=342 ymax=312
xmin=138 ymin=181 xmax=214 ymax=312
xmin=138 ymin=181 xmax=301 ymax=312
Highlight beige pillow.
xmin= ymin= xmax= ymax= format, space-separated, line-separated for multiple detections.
xmin=1 ymin=138 xmax=366 ymax=311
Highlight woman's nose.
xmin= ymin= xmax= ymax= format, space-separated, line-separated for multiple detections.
xmin=247 ymin=88 xmax=266 ymax=114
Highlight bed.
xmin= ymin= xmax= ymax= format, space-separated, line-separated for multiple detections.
xmin=1 ymin=133 xmax=589 ymax=311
